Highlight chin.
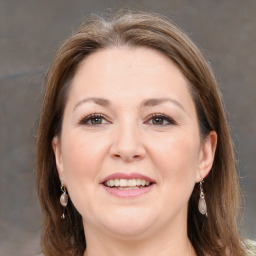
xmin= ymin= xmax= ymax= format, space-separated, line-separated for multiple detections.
xmin=104 ymin=222 xmax=153 ymax=240
xmin=97 ymin=207 xmax=158 ymax=239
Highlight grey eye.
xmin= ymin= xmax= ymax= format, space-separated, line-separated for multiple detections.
xmin=147 ymin=114 xmax=175 ymax=126
xmin=79 ymin=114 xmax=109 ymax=125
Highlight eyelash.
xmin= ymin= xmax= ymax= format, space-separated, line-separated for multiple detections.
xmin=146 ymin=113 xmax=176 ymax=126
xmin=79 ymin=113 xmax=107 ymax=125
xmin=78 ymin=113 xmax=176 ymax=126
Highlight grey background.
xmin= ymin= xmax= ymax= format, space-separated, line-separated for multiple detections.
xmin=0 ymin=1 xmax=255 ymax=255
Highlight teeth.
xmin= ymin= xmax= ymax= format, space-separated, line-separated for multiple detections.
xmin=114 ymin=179 xmax=120 ymax=186
xmin=109 ymin=179 xmax=114 ymax=187
xmin=118 ymin=187 xmax=140 ymax=190
xmin=128 ymin=179 xmax=136 ymax=186
xmin=120 ymin=179 xmax=128 ymax=187
xmin=104 ymin=178 xmax=151 ymax=188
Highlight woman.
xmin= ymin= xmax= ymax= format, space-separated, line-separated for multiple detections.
xmin=36 ymin=10 xmax=256 ymax=256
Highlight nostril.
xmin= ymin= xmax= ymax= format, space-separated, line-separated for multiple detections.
xmin=113 ymin=153 xmax=121 ymax=158
xmin=109 ymin=139 xmax=146 ymax=161
xmin=112 ymin=153 xmax=143 ymax=162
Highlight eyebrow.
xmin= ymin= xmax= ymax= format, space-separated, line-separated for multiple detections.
xmin=73 ymin=97 xmax=110 ymax=112
xmin=141 ymin=98 xmax=185 ymax=111
xmin=73 ymin=97 xmax=185 ymax=112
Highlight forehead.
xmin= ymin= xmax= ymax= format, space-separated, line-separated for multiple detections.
xmin=68 ymin=47 xmax=193 ymax=104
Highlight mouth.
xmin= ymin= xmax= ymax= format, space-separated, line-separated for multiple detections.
xmin=104 ymin=178 xmax=152 ymax=190
xmin=100 ymin=173 xmax=156 ymax=197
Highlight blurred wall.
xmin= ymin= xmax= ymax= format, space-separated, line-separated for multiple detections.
xmin=0 ymin=1 xmax=255 ymax=255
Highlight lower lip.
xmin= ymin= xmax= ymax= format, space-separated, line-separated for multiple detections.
xmin=101 ymin=184 xmax=155 ymax=198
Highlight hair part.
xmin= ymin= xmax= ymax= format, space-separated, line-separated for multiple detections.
xmin=36 ymin=10 xmax=245 ymax=256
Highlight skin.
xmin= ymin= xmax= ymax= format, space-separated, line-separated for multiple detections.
xmin=52 ymin=47 xmax=217 ymax=256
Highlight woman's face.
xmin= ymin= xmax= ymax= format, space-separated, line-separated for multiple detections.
xmin=53 ymin=47 xmax=216 ymax=240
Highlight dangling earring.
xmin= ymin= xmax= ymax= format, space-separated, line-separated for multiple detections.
xmin=198 ymin=179 xmax=208 ymax=217
xmin=60 ymin=184 xmax=68 ymax=219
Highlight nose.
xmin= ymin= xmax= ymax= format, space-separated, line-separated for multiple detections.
xmin=110 ymin=123 xmax=146 ymax=162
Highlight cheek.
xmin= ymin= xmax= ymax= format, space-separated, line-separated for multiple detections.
xmin=60 ymin=131 xmax=110 ymax=215
xmin=148 ymin=132 xmax=200 ymax=187
xmin=148 ymin=133 xmax=200 ymax=216
xmin=61 ymin=131 xmax=108 ymax=188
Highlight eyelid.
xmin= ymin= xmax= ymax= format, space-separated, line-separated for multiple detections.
xmin=78 ymin=113 xmax=111 ymax=125
xmin=145 ymin=113 xmax=176 ymax=125
xmin=78 ymin=112 xmax=176 ymax=126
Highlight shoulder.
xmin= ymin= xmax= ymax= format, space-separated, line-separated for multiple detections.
xmin=245 ymin=239 xmax=256 ymax=256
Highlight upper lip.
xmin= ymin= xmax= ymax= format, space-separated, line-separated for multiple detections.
xmin=100 ymin=172 xmax=156 ymax=184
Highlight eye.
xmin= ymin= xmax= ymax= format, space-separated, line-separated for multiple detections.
xmin=146 ymin=114 xmax=176 ymax=126
xmin=79 ymin=114 xmax=109 ymax=126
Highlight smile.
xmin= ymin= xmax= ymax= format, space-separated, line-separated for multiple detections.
xmin=104 ymin=179 xmax=151 ymax=189
xmin=101 ymin=173 xmax=155 ymax=197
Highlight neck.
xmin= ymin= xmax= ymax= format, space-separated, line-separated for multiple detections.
xmin=83 ymin=219 xmax=197 ymax=256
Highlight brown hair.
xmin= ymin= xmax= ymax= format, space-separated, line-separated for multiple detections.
xmin=36 ymin=10 xmax=245 ymax=256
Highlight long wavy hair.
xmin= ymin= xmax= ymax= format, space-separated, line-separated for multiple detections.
xmin=36 ymin=10 xmax=245 ymax=256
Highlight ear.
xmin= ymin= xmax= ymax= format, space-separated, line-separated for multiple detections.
xmin=196 ymin=131 xmax=217 ymax=182
xmin=52 ymin=136 xmax=65 ymax=182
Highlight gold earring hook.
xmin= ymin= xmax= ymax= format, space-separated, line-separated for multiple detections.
xmin=61 ymin=184 xmax=66 ymax=193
